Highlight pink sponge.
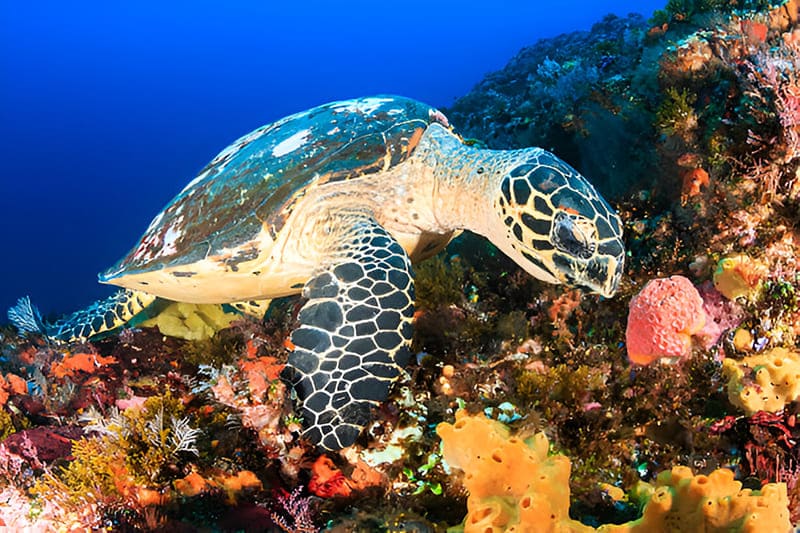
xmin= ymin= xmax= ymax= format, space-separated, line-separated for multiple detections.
xmin=626 ymin=275 xmax=707 ymax=365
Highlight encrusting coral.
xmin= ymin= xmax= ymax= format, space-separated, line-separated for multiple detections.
xmin=437 ymin=410 xmax=792 ymax=533
xmin=722 ymin=347 xmax=800 ymax=415
xmin=625 ymin=276 xmax=707 ymax=365
xmin=0 ymin=372 xmax=27 ymax=407
xmin=50 ymin=351 xmax=116 ymax=379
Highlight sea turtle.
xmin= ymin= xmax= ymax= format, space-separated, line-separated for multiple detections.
xmin=9 ymin=95 xmax=625 ymax=450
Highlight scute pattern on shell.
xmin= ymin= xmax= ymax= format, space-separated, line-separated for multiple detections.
xmin=102 ymin=96 xmax=448 ymax=281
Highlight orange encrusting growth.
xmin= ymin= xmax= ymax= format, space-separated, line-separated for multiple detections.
xmin=680 ymin=167 xmax=709 ymax=200
xmin=173 ymin=469 xmax=262 ymax=504
xmin=50 ymin=352 xmax=117 ymax=379
xmin=0 ymin=373 xmax=28 ymax=407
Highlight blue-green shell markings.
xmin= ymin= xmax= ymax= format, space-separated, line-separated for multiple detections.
xmin=101 ymin=96 xmax=447 ymax=281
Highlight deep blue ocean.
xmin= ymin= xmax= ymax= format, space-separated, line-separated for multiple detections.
xmin=0 ymin=0 xmax=663 ymax=322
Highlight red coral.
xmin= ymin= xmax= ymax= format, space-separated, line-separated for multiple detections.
xmin=740 ymin=19 xmax=768 ymax=44
xmin=0 ymin=373 xmax=27 ymax=407
xmin=306 ymin=456 xmax=383 ymax=499
xmin=308 ymin=456 xmax=351 ymax=498
xmin=625 ymin=276 xmax=707 ymax=365
xmin=239 ymin=357 xmax=284 ymax=399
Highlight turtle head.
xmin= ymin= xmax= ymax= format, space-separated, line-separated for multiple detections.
xmin=489 ymin=150 xmax=624 ymax=298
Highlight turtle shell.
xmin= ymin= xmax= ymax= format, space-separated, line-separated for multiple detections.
xmin=102 ymin=95 xmax=449 ymax=281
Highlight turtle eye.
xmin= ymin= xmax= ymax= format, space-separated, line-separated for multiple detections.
xmin=552 ymin=211 xmax=596 ymax=260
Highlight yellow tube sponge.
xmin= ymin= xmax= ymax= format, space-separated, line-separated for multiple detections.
xmin=721 ymin=347 xmax=800 ymax=415
xmin=140 ymin=302 xmax=238 ymax=341
xmin=600 ymin=467 xmax=790 ymax=533
xmin=438 ymin=411 xmax=791 ymax=533
xmin=436 ymin=410 xmax=593 ymax=533
xmin=713 ymin=255 xmax=767 ymax=301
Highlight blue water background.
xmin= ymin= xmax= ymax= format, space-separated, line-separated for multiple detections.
xmin=0 ymin=0 xmax=663 ymax=321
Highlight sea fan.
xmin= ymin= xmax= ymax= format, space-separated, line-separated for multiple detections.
xmin=79 ymin=406 xmax=126 ymax=438
xmin=168 ymin=416 xmax=201 ymax=456
xmin=7 ymin=296 xmax=46 ymax=336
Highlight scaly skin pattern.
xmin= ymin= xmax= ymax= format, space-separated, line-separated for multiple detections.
xmin=48 ymin=290 xmax=156 ymax=342
xmin=273 ymin=123 xmax=624 ymax=449
xmin=281 ymin=213 xmax=414 ymax=450
xmin=411 ymin=123 xmax=624 ymax=298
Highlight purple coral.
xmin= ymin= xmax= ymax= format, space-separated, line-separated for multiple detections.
xmin=271 ymin=486 xmax=317 ymax=533
xmin=696 ymin=281 xmax=745 ymax=353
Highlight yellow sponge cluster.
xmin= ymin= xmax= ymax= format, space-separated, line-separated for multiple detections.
xmin=437 ymin=411 xmax=791 ymax=533
xmin=141 ymin=302 xmax=238 ymax=341
xmin=713 ymin=255 xmax=767 ymax=301
xmin=602 ymin=467 xmax=790 ymax=533
xmin=722 ymin=347 xmax=800 ymax=415
xmin=436 ymin=410 xmax=593 ymax=533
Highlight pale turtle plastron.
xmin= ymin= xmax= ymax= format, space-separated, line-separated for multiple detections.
xmin=9 ymin=95 xmax=625 ymax=450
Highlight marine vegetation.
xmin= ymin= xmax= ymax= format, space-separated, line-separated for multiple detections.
xmin=1 ymin=1 xmax=800 ymax=531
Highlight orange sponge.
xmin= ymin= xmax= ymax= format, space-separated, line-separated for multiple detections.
xmin=600 ymin=466 xmax=791 ymax=533
xmin=437 ymin=411 xmax=791 ymax=533
xmin=436 ymin=410 xmax=593 ymax=533
xmin=626 ymin=276 xmax=707 ymax=365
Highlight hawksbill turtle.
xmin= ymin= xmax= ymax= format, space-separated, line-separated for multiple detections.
xmin=10 ymin=95 xmax=625 ymax=450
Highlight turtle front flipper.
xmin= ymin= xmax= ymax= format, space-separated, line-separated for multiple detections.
xmin=282 ymin=216 xmax=414 ymax=450
xmin=8 ymin=289 xmax=157 ymax=343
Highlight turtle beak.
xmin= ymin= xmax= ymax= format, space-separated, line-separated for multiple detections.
xmin=554 ymin=252 xmax=623 ymax=298
xmin=590 ymin=254 xmax=624 ymax=298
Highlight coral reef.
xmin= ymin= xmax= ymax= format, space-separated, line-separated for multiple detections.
xmin=2 ymin=0 xmax=800 ymax=530
xmin=445 ymin=13 xmax=656 ymax=198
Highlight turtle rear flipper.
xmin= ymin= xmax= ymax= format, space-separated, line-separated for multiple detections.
xmin=8 ymin=290 xmax=157 ymax=343
xmin=281 ymin=216 xmax=414 ymax=450
xmin=228 ymin=299 xmax=272 ymax=319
